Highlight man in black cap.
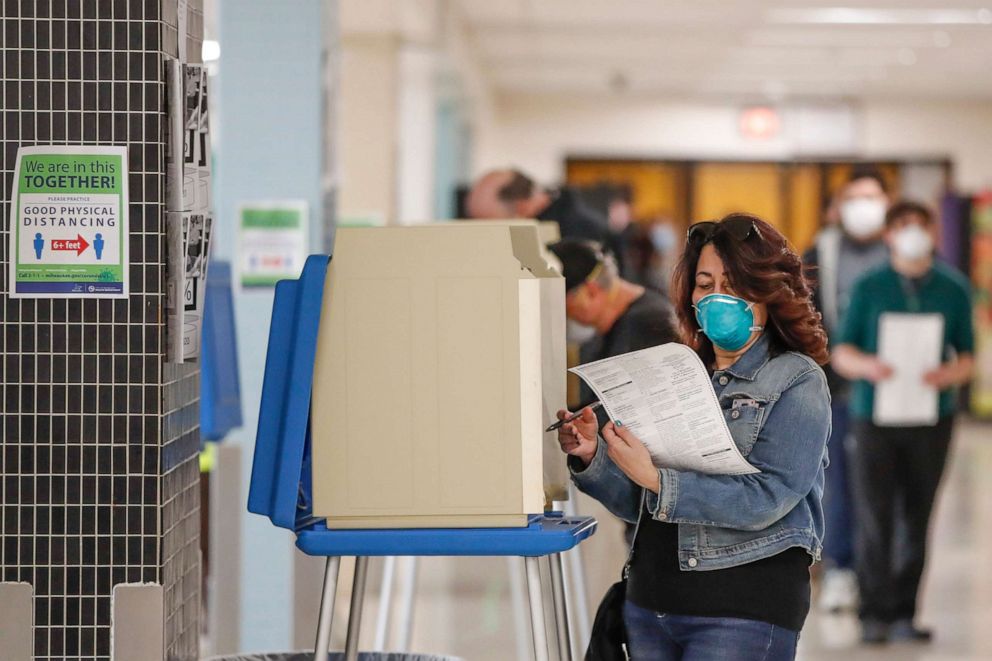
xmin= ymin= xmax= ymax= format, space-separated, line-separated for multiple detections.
xmin=548 ymin=238 xmax=678 ymax=407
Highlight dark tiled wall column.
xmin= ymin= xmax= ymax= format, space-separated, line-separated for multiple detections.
xmin=1 ymin=1 xmax=202 ymax=658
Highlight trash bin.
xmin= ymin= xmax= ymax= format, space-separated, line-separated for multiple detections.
xmin=204 ymin=652 xmax=464 ymax=661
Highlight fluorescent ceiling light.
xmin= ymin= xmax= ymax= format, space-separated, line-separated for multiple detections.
xmin=767 ymin=8 xmax=992 ymax=25
xmin=202 ymin=40 xmax=221 ymax=62
xmin=746 ymin=28 xmax=954 ymax=49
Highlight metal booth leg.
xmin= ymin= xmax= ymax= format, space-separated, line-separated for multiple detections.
xmin=561 ymin=488 xmax=591 ymax=653
xmin=395 ymin=556 xmax=419 ymax=651
xmin=507 ymin=557 xmax=532 ymax=661
xmin=314 ymin=556 xmax=341 ymax=661
xmin=525 ymin=556 xmax=551 ymax=661
xmin=549 ymin=553 xmax=573 ymax=661
xmin=345 ymin=556 xmax=371 ymax=661
xmin=374 ymin=556 xmax=397 ymax=651
xmin=563 ymin=544 xmax=589 ymax=657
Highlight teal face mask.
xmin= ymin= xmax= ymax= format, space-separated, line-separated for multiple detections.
xmin=693 ymin=293 xmax=763 ymax=351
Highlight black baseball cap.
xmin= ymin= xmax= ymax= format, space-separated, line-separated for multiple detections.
xmin=547 ymin=239 xmax=604 ymax=292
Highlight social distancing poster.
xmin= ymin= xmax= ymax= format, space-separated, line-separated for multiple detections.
xmin=8 ymin=145 xmax=129 ymax=298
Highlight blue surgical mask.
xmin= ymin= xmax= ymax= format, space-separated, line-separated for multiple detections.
xmin=693 ymin=293 xmax=763 ymax=351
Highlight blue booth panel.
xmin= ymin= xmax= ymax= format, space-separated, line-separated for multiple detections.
xmin=201 ymin=261 xmax=244 ymax=442
xmin=247 ymin=255 xmax=329 ymax=531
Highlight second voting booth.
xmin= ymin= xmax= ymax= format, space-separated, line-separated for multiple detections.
xmin=249 ymin=221 xmax=595 ymax=660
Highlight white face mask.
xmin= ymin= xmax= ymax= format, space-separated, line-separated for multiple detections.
xmin=892 ymin=224 xmax=934 ymax=261
xmin=566 ymin=318 xmax=598 ymax=344
xmin=840 ymin=198 xmax=886 ymax=239
xmin=649 ymin=224 xmax=676 ymax=254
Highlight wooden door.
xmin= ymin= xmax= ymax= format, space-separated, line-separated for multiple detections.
xmin=692 ymin=163 xmax=784 ymax=229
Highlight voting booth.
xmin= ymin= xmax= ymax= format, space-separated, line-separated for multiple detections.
xmin=248 ymin=245 xmax=596 ymax=661
xmin=310 ymin=223 xmax=568 ymax=528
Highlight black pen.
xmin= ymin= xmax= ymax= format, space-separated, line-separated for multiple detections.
xmin=546 ymin=401 xmax=604 ymax=432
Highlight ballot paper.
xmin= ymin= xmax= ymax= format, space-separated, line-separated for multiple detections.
xmin=570 ymin=343 xmax=759 ymax=475
xmin=874 ymin=313 xmax=944 ymax=426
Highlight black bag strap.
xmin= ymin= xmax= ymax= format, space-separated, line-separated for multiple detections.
xmin=621 ymin=489 xmax=647 ymax=581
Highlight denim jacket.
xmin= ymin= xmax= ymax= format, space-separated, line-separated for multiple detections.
xmin=571 ymin=333 xmax=831 ymax=571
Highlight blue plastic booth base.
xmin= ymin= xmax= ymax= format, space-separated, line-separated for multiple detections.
xmin=295 ymin=513 xmax=597 ymax=558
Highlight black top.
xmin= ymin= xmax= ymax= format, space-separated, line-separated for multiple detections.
xmin=626 ymin=506 xmax=812 ymax=632
xmin=578 ymin=288 xmax=678 ymax=407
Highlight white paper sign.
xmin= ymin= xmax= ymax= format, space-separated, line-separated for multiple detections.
xmin=874 ymin=313 xmax=944 ymax=426
xmin=165 ymin=212 xmax=213 ymax=363
xmin=182 ymin=214 xmax=213 ymax=361
xmin=237 ymin=201 xmax=309 ymax=287
xmin=570 ymin=343 xmax=759 ymax=475
xmin=165 ymin=211 xmax=184 ymax=362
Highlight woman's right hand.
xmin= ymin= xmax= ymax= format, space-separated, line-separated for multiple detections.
xmin=556 ymin=407 xmax=599 ymax=467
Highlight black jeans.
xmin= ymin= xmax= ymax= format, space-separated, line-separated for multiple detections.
xmin=849 ymin=417 xmax=953 ymax=624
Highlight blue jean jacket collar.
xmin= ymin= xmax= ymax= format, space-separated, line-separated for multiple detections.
xmin=720 ymin=332 xmax=771 ymax=382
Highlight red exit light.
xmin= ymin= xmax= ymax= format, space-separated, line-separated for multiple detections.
xmin=740 ymin=106 xmax=781 ymax=140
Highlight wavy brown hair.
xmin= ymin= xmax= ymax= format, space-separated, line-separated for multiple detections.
xmin=671 ymin=213 xmax=829 ymax=367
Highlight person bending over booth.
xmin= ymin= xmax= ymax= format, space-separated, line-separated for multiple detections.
xmin=466 ymin=168 xmax=607 ymax=244
xmin=547 ymin=238 xmax=678 ymax=408
xmin=832 ymin=200 xmax=974 ymax=645
xmin=558 ymin=214 xmax=831 ymax=660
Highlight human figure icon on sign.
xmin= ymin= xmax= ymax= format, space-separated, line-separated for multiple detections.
xmin=33 ymin=233 xmax=44 ymax=259
xmin=94 ymin=233 xmax=105 ymax=260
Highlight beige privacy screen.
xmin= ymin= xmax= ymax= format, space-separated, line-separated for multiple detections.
xmin=310 ymin=224 xmax=567 ymax=528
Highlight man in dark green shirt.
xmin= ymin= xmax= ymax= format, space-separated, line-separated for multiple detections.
xmin=834 ymin=200 xmax=974 ymax=646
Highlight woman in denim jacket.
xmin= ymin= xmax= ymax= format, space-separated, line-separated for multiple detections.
xmin=558 ymin=214 xmax=831 ymax=660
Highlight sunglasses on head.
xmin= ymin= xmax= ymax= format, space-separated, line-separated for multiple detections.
xmin=687 ymin=217 xmax=760 ymax=247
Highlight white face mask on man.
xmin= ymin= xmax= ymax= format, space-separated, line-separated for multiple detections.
xmin=566 ymin=318 xmax=598 ymax=344
xmin=840 ymin=198 xmax=886 ymax=239
xmin=891 ymin=224 xmax=934 ymax=261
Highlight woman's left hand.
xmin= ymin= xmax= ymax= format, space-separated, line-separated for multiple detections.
xmin=602 ymin=422 xmax=660 ymax=493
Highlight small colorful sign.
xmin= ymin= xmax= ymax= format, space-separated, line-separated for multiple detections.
xmin=970 ymin=191 xmax=992 ymax=417
xmin=8 ymin=145 xmax=129 ymax=298
xmin=237 ymin=201 xmax=309 ymax=287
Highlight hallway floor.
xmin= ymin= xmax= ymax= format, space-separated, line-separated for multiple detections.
xmin=799 ymin=417 xmax=992 ymax=660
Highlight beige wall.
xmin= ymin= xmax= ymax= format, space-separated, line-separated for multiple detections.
xmin=863 ymin=100 xmax=992 ymax=191
xmin=475 ymin=93 xmax=992 ymax=192
xmin=338 ymin=34 xmax=399 ymax=224
xmin=337 ymin=0 xmax=495 ymax=225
